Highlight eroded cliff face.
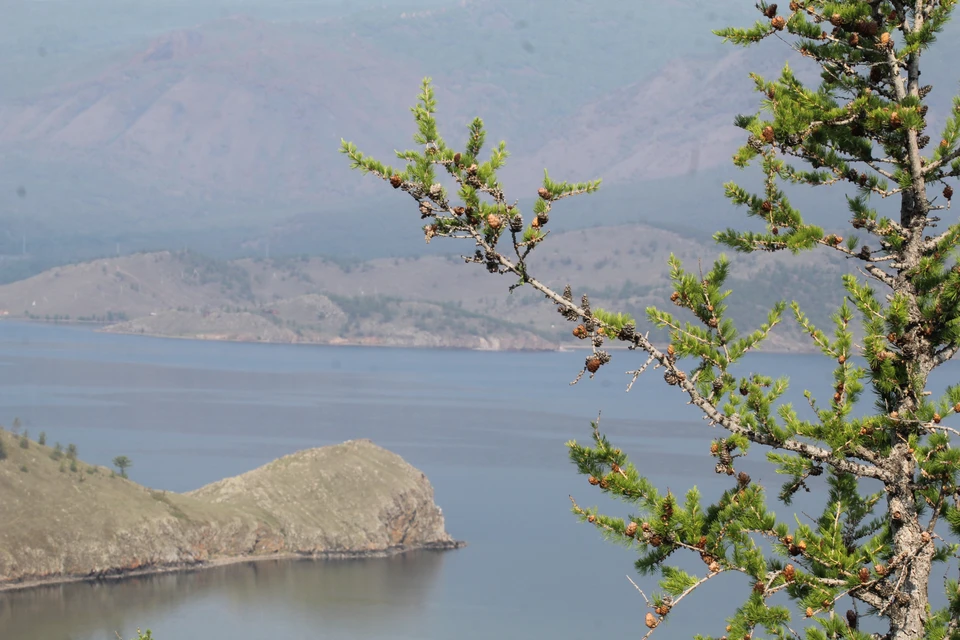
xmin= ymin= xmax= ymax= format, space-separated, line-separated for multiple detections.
xmin=0 ymin=438 xmax=461 ymax=590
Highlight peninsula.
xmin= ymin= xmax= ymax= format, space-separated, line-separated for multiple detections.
xmin=0 ymin=433 xmax=462 ymax=591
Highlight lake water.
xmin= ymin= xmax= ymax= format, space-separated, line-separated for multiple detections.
xmin=0 ymin=322 xmax=953 ymax=639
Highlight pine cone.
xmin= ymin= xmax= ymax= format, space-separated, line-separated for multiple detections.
xmin=880 ymin=31 xmax=891 ymax=48
xmin=625 ymin=521 xmax=638 ymax=537
xmin=789 ymin=1 xmax=799 ymax=10
xmin=859 ymin=567 xmax=870 ymax=583
xmin=764 ymin=4 xmax=778 ymax=18
xmin=536 ymin=211 xmax=549 ymax=226
xmin=848 ymin=32 xmax=859 ymax=46
xmin=771 ymin=15 xmax=786 ymax=30
xmin=945 ymin=185 xmax=954 ymax=200
xmin=537 ymin=187 xmax=551 ymax=200
xmin=829 ymin=13 xmax=843 ymax=27
xmin=889 ymin=111 xmax=902 ymax=128
xmin=846 ymin=610 xmax=858 ymax=630
xmin=453 ymin=152 xmax=461 ymax=165
xmin=573 ymin=325 xmax=588 ymax=339
xmin=588 ymin=475 xmax=600 ymax=485
xmin=390 ymin=174 xmax=402 ymax=188
xmin=783 ymin=564 xmax=796 ymax=581
xmin=919 ymin=84 xmax=933 ymax=98
xmin=486 ymin=213 xmax=502 ymax=230
xmin=919 ymin=104 xmax=929 ymax=117
xmin=585 ymin=356 xmax=602 ymax=373
xmin=761 ymin=125 xmax=776 ymax=143
xmin=509 ymin=215 xmax=523 ymax=232
xmin=645 ymin=613 xmax=659 ymax=629
xmin=857 ymin=19 xmax=878 ymax=36
xmin=761 ymin=200 xmax=773 ymax=212
xmin=918 ymin=135 xmax=930 ymax=149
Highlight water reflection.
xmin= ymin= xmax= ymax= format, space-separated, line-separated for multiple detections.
xmin=1 ymin=551 xmax=446 ymax=640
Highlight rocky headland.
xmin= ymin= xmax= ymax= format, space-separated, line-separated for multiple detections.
xmin=0 ymin=435 xmax=462 ymax=591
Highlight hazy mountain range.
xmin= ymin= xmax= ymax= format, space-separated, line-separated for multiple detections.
xmin=1 ymin=0 xmax=958 ymax=298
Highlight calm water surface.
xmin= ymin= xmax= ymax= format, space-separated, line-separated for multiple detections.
xmin=1 ymin=322 xmax=952 ymax=639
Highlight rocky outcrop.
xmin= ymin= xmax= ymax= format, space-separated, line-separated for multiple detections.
xmin=0 ymin=438 xmax=462 ymax=591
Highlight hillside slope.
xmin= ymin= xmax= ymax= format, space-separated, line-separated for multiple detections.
xmin=0 ymin=432 xmax=460 ymax=590
xmin=0 ymin=223 xmax=852 ymax=351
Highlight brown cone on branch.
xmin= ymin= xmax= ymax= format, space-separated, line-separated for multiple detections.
xmin=783 ymin=564 xmax=796 ymax=581
xmin=771 ymin=15 xmax=786 ymax=30
xmin=764 ymin=3 xmax=778 ymax=18
xmin=537 ymin=187 xmax=551 ymax=200
xmin=390 ymin=174 xmax=402 ymax=188
xmin=945 ymin=185 xmax=954 ymax=201
xmin=846 ymin=610 xmax=858 ymax=630
xmin=762 ymin=126 xmax=776 ymax=143
xmin=586 ymin=356 xmax=602 ymax=373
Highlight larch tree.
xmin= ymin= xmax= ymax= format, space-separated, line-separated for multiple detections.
xmin=340 ymin=1 xmax=960 ymax=638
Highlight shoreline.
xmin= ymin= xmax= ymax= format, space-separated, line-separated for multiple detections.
xmin=1 ymin=317 xmax=818 ymax=354
xmin=0 ymin=539 xmax=467 ymax=594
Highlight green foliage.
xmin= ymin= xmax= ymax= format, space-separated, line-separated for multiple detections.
xmin=37 ymin=431 xmax=46 ymax=446
xmin=112 ymin=455 xmax=132 ymax=478
xmin=0 ymin=434 xmax=7 ymax=461
xmin=50 ymin=442 xmax=63 ymax=461
xmin=342 ymin=2 xmax=960 ymax=637
xmin=19 ymin=433 xmax=28 ymax=449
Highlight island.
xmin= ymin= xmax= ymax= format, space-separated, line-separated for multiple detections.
xmin=0 ymin=434 xmax=463 ymax=591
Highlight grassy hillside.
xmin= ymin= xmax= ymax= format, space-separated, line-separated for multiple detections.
xmin=0 ymin=428 xmax=458 ymax=590
xmin=0 ymin=223 xmax=853 ymax=351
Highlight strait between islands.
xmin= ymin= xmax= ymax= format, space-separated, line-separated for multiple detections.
xmin=0 ymin=436 xmax=464 ymax=591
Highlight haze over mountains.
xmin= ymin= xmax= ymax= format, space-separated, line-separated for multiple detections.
xmin=4 ymin=1 xmax=957 ymax=268
xmin=1 ymin=0 xmax=959 ymax=338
